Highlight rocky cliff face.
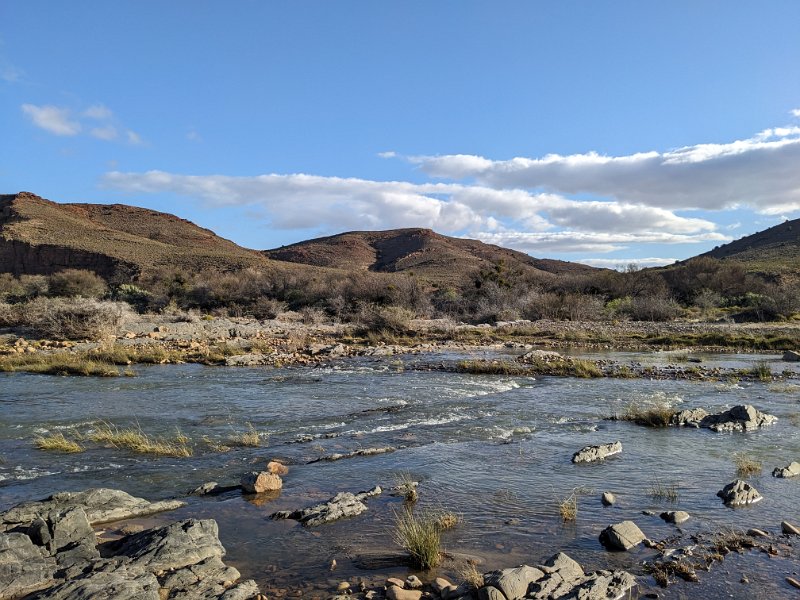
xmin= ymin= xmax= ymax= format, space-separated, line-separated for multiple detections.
xmin=0 ymin=239 xmax=139 ymax=280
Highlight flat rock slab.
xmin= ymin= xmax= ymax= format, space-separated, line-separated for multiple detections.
xmin=572 ymin=441 xmax=622 ymax=464
xmin=0 ymin=488 xmax=186 ymax=530
xmin=599 ymin=521 xmax=646 ymax=551
xmin=29 ymin=568 xmax=162 ymax=600
xmin=772 ymin=461 xmax=800 ymax=478
xmin=271 ymin=486 xmax=382 ymax=526
xmin=717 ymin=479 xmax=763 ymax=507
xmin=307 ymin=447 xmax=396 ymax=464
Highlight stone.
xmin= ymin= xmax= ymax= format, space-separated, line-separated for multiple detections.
xmin=781 ymin=521 xmax=800 ymax=535
xmin=432 ymin=577 xmax=454 ymax=594
xmin=782 ymin=350 xmax=800 ymax=362
xmin=405 ymin=575 xmax=423 ymax=588
xmin=160 ymin=555 xmax=242 ymax=599
xmin=599 ymin=521 xmax=646 ymax=551
xmin=240 ymin=471 xmax=282 ymax=493
xmin=267 ymin=461 xmax=289 ymax=476
xmin=109 ymin=519 xmax=225 ymax=572
xmin=772 ymin=461 xmax=800 ymax=478
xmin=717 ymin=480 xmax=763 ymax=507
xmin=787 ymin=577 xmax=800 ymax=590
xmin=702 ymin=404 xmax=778 ymax=433
xmin=220 ymin=580 xmax=260 ymax=600
xmin=601 ymin=492 xmax=616 ymax=506
xmin=571 ymin=441 xmax=622 ymax=464
xmin=0 ymin=532 xmax=57 ymax=598
xmin=189 ymin=482 xmax=220 ymax=496
xmin=29 ymin=568 xmax=162 ymax=600
xmin=670 ymin=408 xmax=709 ymax=427
xmin=0 ymin=488 xmax=186 ymax=530
xmin=337 ymin=581 xmax=351 ymax=591
xmin=386 ymin=577 xmax=405 ymax=588
xmin=386 ymin=587 xmax=422 ymax=600
xmin=523 ymin=552 xmax=636 ymax=600
xmin=478 ymin=586 xmax=505 ymax=600
xmin=484 ymin=565 xmax=545 ymax=600
xmin=660 ymin=511 xmax=690 ymax=524
xmin=271 ymin=486 xmax=381 ymax=526
xmin=564 ymin=569 xmax=638 ymax=600
xmin=746 ymin=528 xmax=769 ymax=537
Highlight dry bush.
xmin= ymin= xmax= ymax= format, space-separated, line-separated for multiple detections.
xmin=47 ymin=269 xmax=108 ymax=298
xmin=23 ymin=298 xmax=130 ymax=340
xmin=355 ymin=304 xmax=416 ymax=334
xmin=0 ymin=301 xmax=16 ymax=327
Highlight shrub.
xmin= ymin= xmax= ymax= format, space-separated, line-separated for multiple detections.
xmin=24 ymin=298 xmax=129 ymax=340
xmin=0 ymin=301 xmax=16 ymax=327
xmin=734 ymin=453 xmax=762 ymax=477
xmin=111 ymin=284 xmax=152 ymax=312
xmin=620 ymin=403 xmax=675 ymax=427
xmin=356 ymin=304 xmax=415 ymax=334
xmin=47 ymin=269 xmax=108 ymax=298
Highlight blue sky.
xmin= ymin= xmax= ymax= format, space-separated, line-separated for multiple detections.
xmin=2 ymin=1 xmax=800 ymax=267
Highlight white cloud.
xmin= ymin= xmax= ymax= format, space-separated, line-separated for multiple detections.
xmin=792 ymin=108 xmax=800 ymax=118
xmin=406 ymin=123 xmax=800 ymax=215
xmin=126 ymin=130 xmax=143 ymax=145
xmin=576 ymin=257 xmax=678 ymax=269
xmin=90 ymin=125 xmax=118 ymax=140
xmin=21 ymin=104 xmax=81 ymax=136
xmin=84 ymin=104 xmax=113 ymax=120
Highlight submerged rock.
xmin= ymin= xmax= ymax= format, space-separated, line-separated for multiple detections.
xmin=270 ymin=486 xmax=382 ymax=526
xmin=0 ymin=488 xmax=185 ymax=530
xmin=572 ymin=441 xmax=623 ymax=464
xmin=772 ymin=461 xmax=800 ymax=478
xmin=599 ymin=521 xmax=647 ymax=551
xmin=717 ymin=480 xmax=763 ymax=507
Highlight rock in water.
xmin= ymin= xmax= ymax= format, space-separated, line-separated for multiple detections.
xmin=601 ymin=492 xmax=616 ymax=506
xmin=599 ymin=521 xmax=647 ymax=551
xmin=660 ymin=510 xmax=690 ymax=524
xmin=571 ymin=441 xmax=623 ymax=463
xmin=240 ymin=471 xmax=282 ymax=493
xmin=772 ymin=461 xmax=800 ymax=478
xmin=267 ymin=461 xmax=289 ymax=475
xmin=270 ymin=486 xmax=381 ymax=526
xmin=386 ymin=588 xmax=422 ymax=600
xmin=717 ymin=480 xmax=763 ymax=506
xmin=702 ymin=405 xmax=777 ymax=433
xmin=483 ymin=565 xmax=545 ymax=600
xmin=782 ymin=350 xmax=800 ymax=362
xmin=781 ymin=521 xmax=800 ymax=535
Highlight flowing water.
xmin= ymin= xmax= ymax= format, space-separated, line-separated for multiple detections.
xmin=1 ymin=351 xmax=799 ymax=598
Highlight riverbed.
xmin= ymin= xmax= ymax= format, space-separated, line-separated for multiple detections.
xmin=1 ymin=350 xmax=798 ymax=598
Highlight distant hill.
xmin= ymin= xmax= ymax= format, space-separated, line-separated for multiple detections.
xmin=264 ymin=228 xmax=598 ymax=286
xmin=699 ymin=217 xmax=800 ymax=278
xmin=0 ymin=192 xmax=271 ymax=280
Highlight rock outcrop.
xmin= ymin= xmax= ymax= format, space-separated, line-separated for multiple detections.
xmin=271 ymin=486 xmax=381 ymax=526
xmin=772 ymin=461 xmax=800 ymax=478
xmin=571 ymin=441 xmax=622 ymax=463
xmin=717 ymin=480 xmax=763 ymax=506
xmin=670 ymin=404 xmax=777 ymax=432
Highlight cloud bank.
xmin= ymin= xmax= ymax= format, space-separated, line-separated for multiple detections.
xmin=21 ymin=102 xmax=142 ymax=144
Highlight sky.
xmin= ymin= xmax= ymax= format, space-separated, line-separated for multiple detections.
xmin=2 ymin=1 xmax=800 ymax=268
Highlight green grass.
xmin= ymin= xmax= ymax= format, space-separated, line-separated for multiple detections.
xmin=0 ymin=353 xmax=120 ymax=377
xmin=751 ymin=360 xmax=772 ymax=382
xmin=456 ymin=359 xmax=531 ymax=375
xmin=393 ymin=508 xmax=442 ymax=570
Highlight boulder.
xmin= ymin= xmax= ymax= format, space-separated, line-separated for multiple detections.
xmin=572 ymin=442 xmax=622 ymax=464
xmin=271 ymin=486 xmax=382 ymax=526
xmin=670 ymin=408 xmax=709 ymax=427
xmin=267 ymin=461 xmax=289 ymax=476
xmin=781 ymin=521 xmax=800 ymax=535
xmin=717 ymin=480 xmax=763 ymax=507
xmin=772 ymin=461 xmax=800 ymax=478
xmin=599 ymin=521 xmax=646 ymax=551
xmin=0 ymin=489 xmax=185 ymax=531
xmin=660 ymin=510 xmax=690 ymax=524
xmin=782 ymin=350 xmax=800 ymax=362
xmin=701 ymin=405 xmax=777 ymax=433
xmin=29 ymin=568 xmax=161 ymax=600
xmin=386 ymin=587 xmax=422 ymax=600
xmin=484 ymin=565 xmax=545 ymax=600
xmin=601 ymin=492 xmax=616 ymax=506
xmin=0 ymin=532 xmax=57 ymax=598
xmin=477 ymin=587 xmax=505 ymax=600
xmin=240 ymin=471 xmax=282 ymax=493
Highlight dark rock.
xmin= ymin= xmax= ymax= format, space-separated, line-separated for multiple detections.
xmin=29 ymin=566 xmax=161 ymax=600
xmin=717 ymin=480 xmax=763 ymax=507
xmin=271 ymin=486 xmax=381 ymax=526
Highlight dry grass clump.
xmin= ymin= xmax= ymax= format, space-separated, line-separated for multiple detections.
xmin=34 ymin=432 xmax=83 ymax=453
xmin=734 ymin=453 xmax=762 ymax=477
xmin=620 ymin=403 xmax=675 ymax=427
xmin=434 ymin=510 xmax=461 ymax=530
xmin=751 ymin=360 xmax=772 ymax=382
xmin=87 ymin=422 xmax=192 ymax=457
xmin=649 ymin=479 xmax=679 ymax=502
xmin=201 ymin=436 xmax=231 ymax=453
xmin=226 ymin=423 xmax=262 ymax=447
xmin=558 ymin=493 xmax=578 ymax=522
xmin=457 ymin=559 xmax=485 ymax=590
xmin=394 ymin=472 xmax=419 ymax=503
xmin=393 ymin=508 xmax=442 ymax=570
xmin=572 ymin=359 xmax=603 ymax=378
xmin=0 ymin=353 xmax=119 ymax=377
xmin=457 ymin=359 xmax=530 ymax=376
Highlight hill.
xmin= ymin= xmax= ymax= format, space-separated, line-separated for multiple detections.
xmin=699 ymin=217 xmax=800 ymax=278
xmin=264 ymin=228 xmax=597 ymax=286
xmin=0 ymin=192 xmax=272 ymax=280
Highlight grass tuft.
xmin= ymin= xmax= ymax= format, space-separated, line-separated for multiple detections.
xmin=558 ymin=493 xmax=578 ymax=522
xmin=0 ymin=353 xmax=119 ymax=377
xmin=34 ymin=432 xmax=83 ymax=453
xmin=227 ymin=422 xmax=262 ymax=447
xmin=87 ymin=422 xmax=192 ymax=457
xmin=393 ymin=507 xmax=442 ymax=570
xmin=649 ymin=479 xmax=679 ymax=503
xmin=734 ymin=453 xmax=762 ymax=477
xmin=619 ymin=402 xmax=675 ymax=427
xmin=751 ymin=360 xmax=772 ymax=382
xmin=457 ymin=560 xmax=484 ymax=590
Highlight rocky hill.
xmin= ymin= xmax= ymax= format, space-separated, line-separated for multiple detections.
xmin=0 ymin=192 xmax=272 ymax=281
xmin=264 ymin=228 xmax=597 ymax=285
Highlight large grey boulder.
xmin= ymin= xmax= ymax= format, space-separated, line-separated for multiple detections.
xmin=772 ymin=461 xmax=800 ymax=478
xmin=271 ymin=486 xmax=381 ymax=526
xmin=0 ymin=532 xmax=57 ymax=599
xmin=29 ymin=567 xmax=161 ymax=600
xmin=717 ymin=479 xmax=763 ymax=506
xmin=571 ymin=442 xmax=622 ymax=464
xmin=0 ymin=488 xmax=185 ymax=531
xmin=530 ymin=553 xmax=586 ymax=598
xmin=599 ymin=521 xmax=646 ymax=551
xmin=483 ymin=565 xmax=545 ymax=600
xmin=670 ymin=408 xmax=709 ymax=427
xmin=110 ymin=519 xmax=225 ymax=572
xmin=562 ymin=570 xmax=638 ymax=600
xmin=701 ymin=405 xmax=777 ymax=433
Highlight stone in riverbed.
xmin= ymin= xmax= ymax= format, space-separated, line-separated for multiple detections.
xmin=29 ymin=568 xmax=162 ymax=600
xmin=717 ymin=480 xmax=763 ymax=507
xmin=240 ymin=471 xmax=282 ymax=494
xmin=781 ymin=521 xmax=800 ymax=535
xmin=483 ymin=565 xmax=545 ymax=600
xmin=772 ymin=461 xmax=800 ymax=478
xmin=270 ymin=486 xmax=381 ymax=526
xmin=572 ymin=441 xmax=622 ymax=463
xmin=267 ymin=461 xmax=289 ymax=476
xmin=660 ymin=510 xmax=690 ymax=524
xmin=0 ymin=488 xmax=186 ymax=530
xmin=386 ymin=587 xmax=422 ymax=600
xmin=702 ymin=405 xmax=777 ymax=433
xmin=599 ymin=521 xmax=646 ymax=551
xmin=601 ymin=492 xmax=616 ymax=506
xmin=782 ymin=350 xmax=800 ymax=362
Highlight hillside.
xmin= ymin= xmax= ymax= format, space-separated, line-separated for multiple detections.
xmin=264 ymin=228 xmax=598 ymax=285
xmin=700 ymin=217 xmax=800 ymax=278
xmin=0 ymin=192 xmax=272 ymax=280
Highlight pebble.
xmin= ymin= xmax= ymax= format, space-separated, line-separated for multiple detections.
xmin=386 ymin=577 xmax=405 ymax=589
xmin=405 ymin=575 xmax=423 ymax=589
xmin=747 ymin=528 xmax=769 ymax=537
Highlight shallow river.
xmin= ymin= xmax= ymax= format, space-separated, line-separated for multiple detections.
xmin=1 ymin=351 xmax=799 ymax=598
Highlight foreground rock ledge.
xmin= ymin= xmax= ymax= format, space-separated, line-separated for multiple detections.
xmin=0 ymin=489 xmax=260 ymax=600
